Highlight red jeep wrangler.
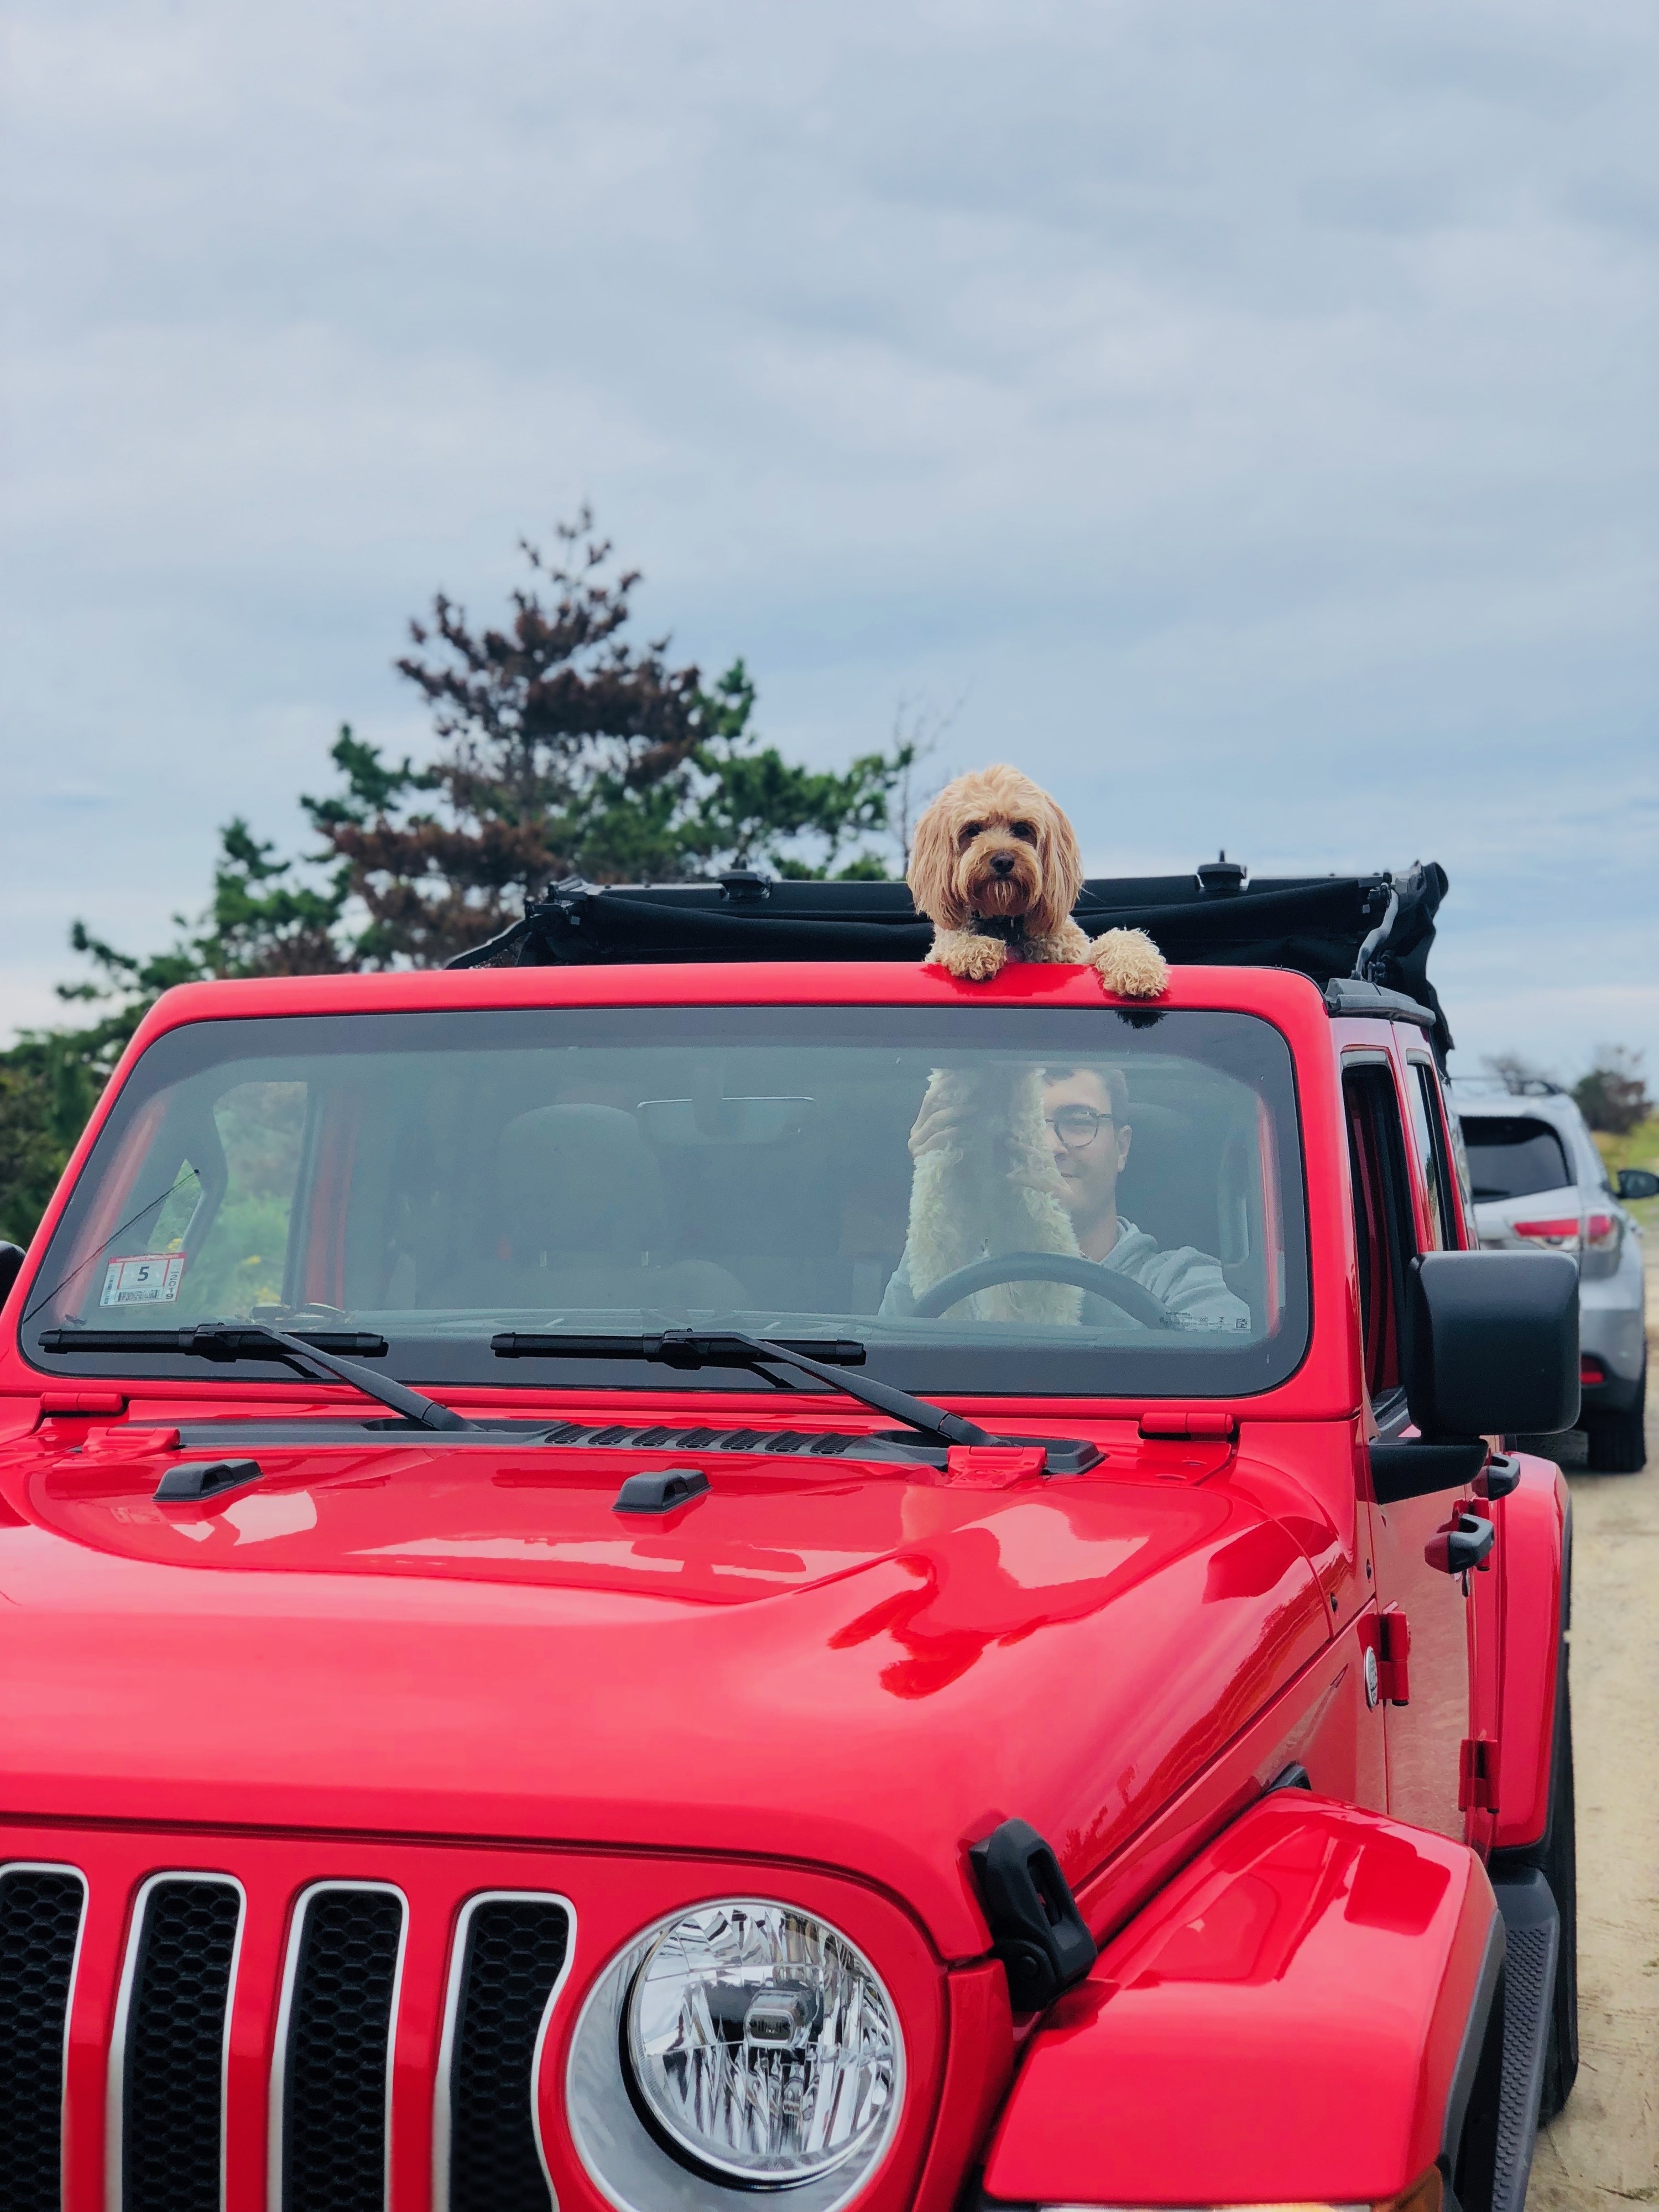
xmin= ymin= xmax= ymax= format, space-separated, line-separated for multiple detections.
xmin=0 ymin=864 xmax=1579 ymax=2212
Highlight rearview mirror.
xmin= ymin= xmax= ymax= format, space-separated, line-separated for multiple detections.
xmin=1403 ymin=1250 xmax=1579 ymax=1440
xmin=1616 ymin=1166 xmax=1659 ymax=1202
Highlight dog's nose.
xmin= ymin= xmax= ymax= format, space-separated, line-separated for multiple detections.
xmin=989 ymin=852 xmax=1016 ymax=877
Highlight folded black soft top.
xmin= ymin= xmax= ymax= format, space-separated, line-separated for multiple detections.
xmin=449 ymin=858 xmax=1451 ymax=1056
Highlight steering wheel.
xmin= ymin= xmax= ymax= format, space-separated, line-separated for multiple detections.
xmin=909 ymin=1250 xmax=1175 ymax=1328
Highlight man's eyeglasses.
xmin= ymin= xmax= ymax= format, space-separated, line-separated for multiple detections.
xmin=1044 ymin=1105 xmax=1116 ymax=1150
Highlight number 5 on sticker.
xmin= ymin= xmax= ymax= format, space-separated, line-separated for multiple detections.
xmin=101 ymin=1254 xmax=186 ymax=1306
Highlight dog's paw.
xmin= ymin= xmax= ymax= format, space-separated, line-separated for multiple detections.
xmin=927 ymin=928 xmax=1008 ymax=981
xmin=1089 ymin=927 xmax=1169 ymax=999
xmin=958 ymin=935 xmax=1009 ymax=980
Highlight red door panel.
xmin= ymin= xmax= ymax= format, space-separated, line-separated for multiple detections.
xmin=1343 ymin=1057 xmax=1474 ymax=1842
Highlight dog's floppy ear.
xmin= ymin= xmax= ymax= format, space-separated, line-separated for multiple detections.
xmin=908 ymin=792 xmax=969 ymax=929
xmin=1029 ymin=792 xmax=1084 ymax=937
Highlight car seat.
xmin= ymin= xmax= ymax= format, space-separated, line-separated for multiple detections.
xmin=465 ymin=1105 xmax=747 ymax=1313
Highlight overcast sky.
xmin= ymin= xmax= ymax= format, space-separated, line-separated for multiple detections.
xmin=2 ymin=0 xmax=1654 ymax=1078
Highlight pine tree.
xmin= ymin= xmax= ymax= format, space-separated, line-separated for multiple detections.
xmin=303 ymin=513 xmax=910 ymax=964
xmin=0 ymin=512 xmax=922 ymax=1241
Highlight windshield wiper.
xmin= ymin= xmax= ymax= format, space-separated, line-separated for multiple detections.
xmin=492 ymin=1329 xmax=993 ymax=1450
xmin=38 ymin=1322 xmax=472 ymax=1433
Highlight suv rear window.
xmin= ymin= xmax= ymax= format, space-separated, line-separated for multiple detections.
xmin=1460 ymin=1116 xmax=1572 ymax=1203
xmin=20 ymin=1004 xmax=1309 ymax=1400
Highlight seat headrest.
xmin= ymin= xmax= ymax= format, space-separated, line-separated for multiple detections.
xmin=497 ymin=1105 xmax=665 ymax=1256
xmin=1114 ymin=1101 xmax=1217 ymax=1254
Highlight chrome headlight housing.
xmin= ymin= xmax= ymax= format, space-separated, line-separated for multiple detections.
xmin=628 ymin=1902 xmax=900 ymax=2184
xmin=568 ymin=1899 xmax=905 ymax=2211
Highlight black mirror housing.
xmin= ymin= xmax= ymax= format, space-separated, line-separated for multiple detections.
xmin=1404 ymin=1250 xmax=1579 ymax=1440
xmin=0 ymin=1243 xmax=25 ymax=1306
xmin=1616 ymin=1166 xmax=1659 ymax=1202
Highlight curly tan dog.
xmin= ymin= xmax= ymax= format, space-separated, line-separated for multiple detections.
xmin=907 ymin=763 xmax=1168 ymax=995
xmin=902 ymin=1062 xmax=1083 ymax=1324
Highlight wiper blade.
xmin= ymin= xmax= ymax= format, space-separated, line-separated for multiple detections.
xmin=38 ymin=1323 xmax=471 ymax=1433
xmin=491 ymin=1328 xmax=991 ymax=1449
xmin=492 ymin=1332 xmax=870 ymax=1366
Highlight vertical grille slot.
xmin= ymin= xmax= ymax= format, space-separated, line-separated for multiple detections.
xmin=276 ymin=1883 xmax=406 ymax=2212
xmin=438 ymin=1894 xmax=571 ymax=2212
xmin=116 ymin=1874 xmax=244 ymax=2212
xmin=0 ymin=1863 xmax=86 ymax=2212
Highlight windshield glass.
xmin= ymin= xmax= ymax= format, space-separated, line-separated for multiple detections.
xmin=1460 ymin=1116 xmax=1573 ymax=1203
xmin=21 ymin=1004 xmax=1308 ymax=1399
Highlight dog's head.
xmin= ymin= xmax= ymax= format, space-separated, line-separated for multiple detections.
xmin=907 ymin=764 xmax=1083 ymax=936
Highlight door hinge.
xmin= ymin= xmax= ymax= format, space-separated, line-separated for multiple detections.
xmin=1138 ymin=1409 xmax=1238 ymax=1439
xmin=1459 ymin=1735 xmax=1499 ymax=1812
xmin=1377 ymin=1605 xmax=1411 ymax=1704
xmin=1426 ymin=1509 xmax=1495 ymax=1577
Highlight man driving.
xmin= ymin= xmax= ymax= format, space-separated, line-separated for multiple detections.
xmin=879 ymin=1062 xmax=1250 ymax=1329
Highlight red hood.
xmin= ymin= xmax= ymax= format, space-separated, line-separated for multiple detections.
xmin=0 ymin=1423 xmax=1336 ymax=1954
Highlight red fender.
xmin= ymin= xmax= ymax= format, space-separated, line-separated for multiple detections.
xmin=1490 ymin=1453 xmax=1568 ymax=1851
xmin=981 ymin=1794 xmax=1501 ymax=2209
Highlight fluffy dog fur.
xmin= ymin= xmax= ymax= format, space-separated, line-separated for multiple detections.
xmin=907 ymin=764 xmax=1168 ymax=995
xmin=904 ymin=1065 xmax=1083 ymax=1324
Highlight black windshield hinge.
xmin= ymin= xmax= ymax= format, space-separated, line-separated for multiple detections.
xmin=968 ymin=1818 xmax=1097 ymax=2012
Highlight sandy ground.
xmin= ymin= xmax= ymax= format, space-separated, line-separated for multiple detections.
xmin=1530 ymin=1274 xmax=1659 ymax=2209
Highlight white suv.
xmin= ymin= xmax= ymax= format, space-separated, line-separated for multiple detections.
xmin=1448 ymin=1077 xmax=1654 ymax=1472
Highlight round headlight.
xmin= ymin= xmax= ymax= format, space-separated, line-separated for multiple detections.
xmin=623 ymin=1900 xmax=901 ymax=2188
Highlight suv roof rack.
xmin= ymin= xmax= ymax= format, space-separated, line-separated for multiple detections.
xmin=450 ymin=858 xmax=1452 ymax=1057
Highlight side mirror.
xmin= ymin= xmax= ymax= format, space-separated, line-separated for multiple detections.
xmin=1405 ymin=1250 xmax=1579 ymax=1439
xmin=1370 ymin=1252 xmax=1578 ymax=1505
xmin=1616 ymin=1166 xmax=1659 ymax=1202
xmin=0 ymin=1243 xmax=25 ymax=1306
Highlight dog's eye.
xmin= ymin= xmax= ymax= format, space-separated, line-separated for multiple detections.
xmin=959 ymin=821 xmax=983 ymax=846
xmin=1011 ymin=820 xmax=1036 ymax=841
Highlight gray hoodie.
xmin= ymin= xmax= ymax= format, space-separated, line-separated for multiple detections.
xmin=878 ymin=1216 xmax=1251 ymax=1331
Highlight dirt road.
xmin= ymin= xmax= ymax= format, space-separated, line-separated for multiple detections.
xmin=1530 ymin=1342 xmax=1659 ymax=2205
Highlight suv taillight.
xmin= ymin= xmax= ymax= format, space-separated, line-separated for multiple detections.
xmin=1584 ymin=1211 xmax=1619 ymax=1252
xmin=1512 ymin=1216 xmax=1579 ymax=1248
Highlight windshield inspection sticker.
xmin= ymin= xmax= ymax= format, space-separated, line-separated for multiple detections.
xmin=100 ymin=1254 xmax=185 ymax=1306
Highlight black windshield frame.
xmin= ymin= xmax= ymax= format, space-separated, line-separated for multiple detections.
xmin=21 ymin=1003 xmax=1312 ymax=1401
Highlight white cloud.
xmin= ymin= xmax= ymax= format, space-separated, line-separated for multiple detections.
xmin=1 ymin=0 xmax=1654 ymax=1073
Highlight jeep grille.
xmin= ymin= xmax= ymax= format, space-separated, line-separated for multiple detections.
xmin=114 ymin=1875 xmax=243 ymax=2212
xmin=0 ymin=1865 xmax=86 ymax=2212
xmin=274 ymin=1884 xmax=405 ymax=2212
xmin=0 ymin=1848 xmax=571 ymax=2212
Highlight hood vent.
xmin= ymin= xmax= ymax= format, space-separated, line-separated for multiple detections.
xmin=159 ymin=1418 xmax=938 ymax=1463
